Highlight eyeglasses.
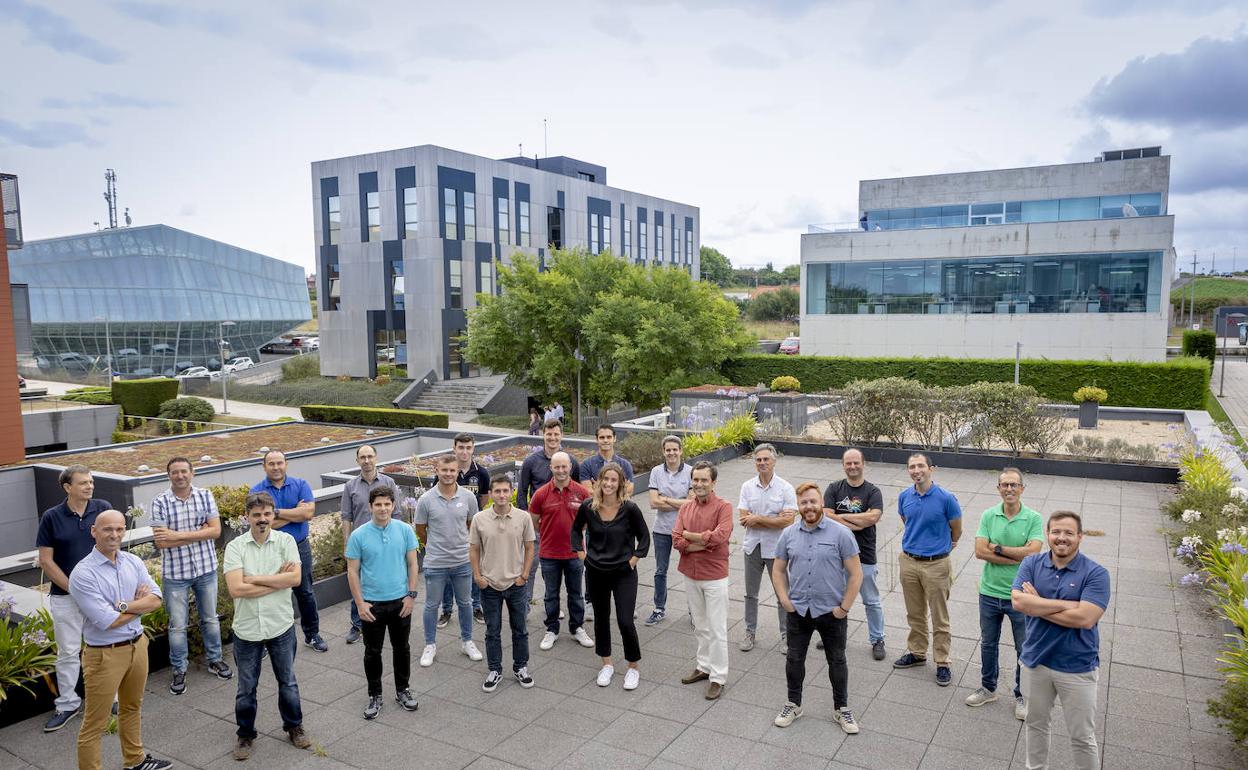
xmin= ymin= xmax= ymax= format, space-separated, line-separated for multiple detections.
xmin=998 ymin=483 xmax=1023 ymax=490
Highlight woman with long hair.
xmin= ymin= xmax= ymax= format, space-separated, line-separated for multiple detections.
xmin=571 ymin=463 xmax=650 ymax=690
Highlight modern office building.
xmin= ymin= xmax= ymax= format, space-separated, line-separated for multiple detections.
xmin=311 ymin=145 xmax=700 ymax=380
xmin=10 ymin=224 xmax=310 ymax=377
xmin=801 ymin=148 xmax=1175 ymax=361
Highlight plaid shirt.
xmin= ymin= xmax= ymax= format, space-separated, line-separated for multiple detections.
xmin=150 ymin=486 xmax=220 ymax=581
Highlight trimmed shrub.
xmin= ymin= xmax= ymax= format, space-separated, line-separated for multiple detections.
xmin=1182 ymin=329 xmax=1217 ymax=363
xmin=770 ymin=375 xmax=801 ymax=392
xmin=111 ymin=377 xmax=180 ymax=417
xmin=1073 ymin=386 xmax=1108 ymax=403
xmin=300 ymin=404 xmax=449 ymax=429
xmin=62 ymin=386 xmax=113 ymax=405
xmin=281 ymin=354 xmax=321 ymax=381
xmin=721 ymin=354 xmax=1210 ymax=410
xmin=157 ymin=397 xmax=215 ymax=429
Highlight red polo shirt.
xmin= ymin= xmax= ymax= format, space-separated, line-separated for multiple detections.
xmin=528 ymin=479 xmax=589 ymax=559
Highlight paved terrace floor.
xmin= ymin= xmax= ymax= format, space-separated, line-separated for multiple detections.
xmin=2 ymin=456 xmax=1242 ymax=769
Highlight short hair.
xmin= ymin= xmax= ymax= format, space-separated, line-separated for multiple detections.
xmin=453 ymin=432 xmax=474 ymax=446
xmin=661 ymin=435 xmax=683 ymax=450
xmin=543 ymin=418 xmax=563 ymax=431
xmin=753 ymin=443 xmax=778 ymax=459
xmin=245 ymin=492 xmax=276 ymax=513
xmin=369 ymin=486 xmax=395 ymax=504
xmin=1048 ymin=510 xmax=1083 ymax=533
xmin=907 ymin=452 xmax=931 ymax=467
xmin=166 ymin=456 xmax=193 ymax=474
xmin=355 ymin=444 xmax=377 ymax=458
xmin=999 ymin=467 xmax=1025 ymax=485
xmin=841 ymin=447 xmax=865 ymax=462
xmin=490 ymin=476 xmax=513 ymax=489
xmin=263 ymin=449 xmax=286 ymax=463
xmin=794 ymin=481 xmax=822 ymax=498
xmin=436 ymin=454 xmax=458 ymax=466
xmin=58 ymin=464 xmax=91 ymax=488
xmin=691 ymin=460 xmax=717 ymax=481
xmin=596 ymin=425 xmax=616 ymax=437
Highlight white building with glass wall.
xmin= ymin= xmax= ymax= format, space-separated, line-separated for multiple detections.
xmin=801 ymin=148 xmax=1175 ymax=361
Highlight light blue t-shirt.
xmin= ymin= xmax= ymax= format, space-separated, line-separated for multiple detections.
xmin=346 ymin=519 xmax=420 ymax=602
xmin=414 ymin=486 xmax=479 ymax=569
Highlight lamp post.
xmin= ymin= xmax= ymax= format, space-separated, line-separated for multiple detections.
xmin=95 ymin=315 xmax=113 ymax=386
xmin=219 ymin=320 xmax=235 ymax=414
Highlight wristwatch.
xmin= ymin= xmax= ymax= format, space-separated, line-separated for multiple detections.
xmin=117 ymin=600 xmax=129 ymax=613
xmin=405 ymin=590 xmax=418 ymax=599
xmin=993 ymin=544 xmax=1004 ymax=556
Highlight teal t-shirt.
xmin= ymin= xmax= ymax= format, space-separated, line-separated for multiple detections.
xmin=346 ymin=519 xmax=420 ymax=602
xmin=975 ymin=503 xmax=1044 ymax=600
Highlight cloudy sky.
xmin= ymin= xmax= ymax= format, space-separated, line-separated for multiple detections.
xmin=1 ymin=0 xmax=1246 ymax=274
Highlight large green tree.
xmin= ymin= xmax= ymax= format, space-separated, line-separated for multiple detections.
xmin=466 ymin=248 xmax=750 ymax=411
xmin=699 ymin=246 xmax=733 ymax=286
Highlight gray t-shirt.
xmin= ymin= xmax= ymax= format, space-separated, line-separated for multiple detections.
xmin=414 ymin=486 xmax=479 ymax=569
xmin=648 ymin=462 xmax=692 ymax=536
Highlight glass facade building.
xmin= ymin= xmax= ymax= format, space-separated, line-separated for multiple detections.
xmin=11 ymin=225 xmax=310 ymax=376
xmin=859 ymin=193 xmax=1164 ymax=232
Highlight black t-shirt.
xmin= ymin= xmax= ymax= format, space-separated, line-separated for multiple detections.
xmin=823 ymin=479 xmax=883 ymax=565
xmin=457 ymin=461 xmax=490 ymax=503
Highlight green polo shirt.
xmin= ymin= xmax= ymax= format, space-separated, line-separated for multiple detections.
xmin=223 ymin=529 xmax=300 ymax=642
xmin=975 ymin=502 xmax=1044 ymax=600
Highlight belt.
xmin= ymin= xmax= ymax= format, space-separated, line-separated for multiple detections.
xmin=87 ymin=634 xmax=143 ymax=649
xmin=904 ymin=551 xmax=949 ymax=562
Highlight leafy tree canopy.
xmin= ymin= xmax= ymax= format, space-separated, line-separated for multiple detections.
xmin=699 ymin=246 xmax=733 ymax=286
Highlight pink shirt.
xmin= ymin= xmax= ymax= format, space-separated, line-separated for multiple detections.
xmin=673 ymin=493 xmax=734 ymax=581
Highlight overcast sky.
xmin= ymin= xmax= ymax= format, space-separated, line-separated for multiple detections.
xmin=2 ymin=0 xmax=1246 ymax=274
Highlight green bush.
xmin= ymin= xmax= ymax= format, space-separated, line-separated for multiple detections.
xmin=746 ymin=288 xmax=799 ymax=321
xmin=376 ymin=364 xmax=408 ymax=378
xmin=300 ymin=404 xmax=449 ymax=429
xmin=616 ymin=432 xmax=667 ymax=472
xmin=62 ymin=387 xmax=114 ymax=405
xmin=1208 ymin=675 xmax=1248 ymax=748
xmin=770 ymin=375 xmax=801 ymax=392
xmin=158 ymin=397 xmax=215 ymax=424
xmin=722 ymin=354 xmax=1210 ymax=410
xmin=1183 ymin=329 xmax=1217 ymax=363
xmin=111 ymin=378 xmax=180 ymax=417
xmin=1073 ymin=386 xmax=1108 ymax=403
xmin=281 ymin=354 xmax=321 ymax=381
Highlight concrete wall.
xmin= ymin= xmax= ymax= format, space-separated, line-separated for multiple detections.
xmin=23 ymin=404 xmax=120 ymax=451
xmin=0 ymin=466 xmax=38 ymax=558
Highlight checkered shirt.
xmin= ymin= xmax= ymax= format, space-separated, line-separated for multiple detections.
xmin=150 ymin=486 xmax=220 ymax=580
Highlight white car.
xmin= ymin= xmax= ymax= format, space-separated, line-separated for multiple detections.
xmin=224 ymin=357 xmax=255 ymax=373
xmin=176 ymin=366 xmax=218 ymax=380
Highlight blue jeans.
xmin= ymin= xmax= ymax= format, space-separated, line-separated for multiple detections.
xmin=979 ymin=593 xmax=1025 ymax=696
xmin=294 ymin=538 xmax=320 ymax=639
xmin=540 ymin=557 xmax=585 ymax=633
xmin=523 ymin=534 xmax=541 ymax=606
xmin=481 ymin=583 xmax=528 ymax=673
xmin=164 ymin=571 xmax=223 ymax=672
xmin=423 ymin=563 xmax=474 ymax=644
xmin=442 ymin=579 xmax=482 ymax=612
xmin=859 ymin=563 xmax=885 ymax=644
xmin=651 ymin=532 xmax=672 ymax=612
xmin=233 ymin=626 xmax=302 ymax=740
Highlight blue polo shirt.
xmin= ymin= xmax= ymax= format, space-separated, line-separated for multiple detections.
xmin=898 ymin=483 xmax=962 ymax=557
xmin=250 ymin=476 xmax=315 ymax=543
xmin=346 ymin=519 xmax=420 ymax=602
xmin=773 ymin=516 xmax=860 ymax=617
xmin=35 ymin=498 xmax=114 ymax=596
xmin=579 ymin=453 xmax=635 ymax=484
xmin=1013 ymin=551 xmax=1111 ymax=673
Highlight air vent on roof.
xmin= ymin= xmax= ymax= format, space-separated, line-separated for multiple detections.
xmin=1100 ymin=147 xmax=1162 ymax=162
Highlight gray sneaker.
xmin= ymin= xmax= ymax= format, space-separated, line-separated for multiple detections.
xmin=396 ymin=688 xmax=419 ymax=711
xmin=1014 ymin=695 xmax=1028 ymax=721
xmin=965 ymin=687 xmax=998 ymax=707
xmin=739 ymin=633 xmax=755 ymax=652
xmin=363 ymin=694 xmax=382 ymax=720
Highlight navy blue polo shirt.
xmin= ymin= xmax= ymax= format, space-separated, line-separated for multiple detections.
xmin=35 ymin=498 xmax=114 ymax=596
xmin=580 ymin=453 xmax=635 ymax=484
xmin=898 ymin=483 xmax=962 ymax=557
xmin=1013 ymin=551 xmax=1111 ymax=673
xmin=250 ymin=476 xmax=314 ymax=543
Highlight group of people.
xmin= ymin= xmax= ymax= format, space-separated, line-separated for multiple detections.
xmin=34 ymin=417 xmax=1109 ymax=770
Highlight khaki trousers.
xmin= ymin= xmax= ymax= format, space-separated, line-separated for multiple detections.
xmin=78 ymin=634 xmax=149 ymax=770
xmin=899 ymin=552 xmax=953 ymax=664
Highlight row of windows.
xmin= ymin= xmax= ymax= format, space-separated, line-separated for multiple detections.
xmin=446 ymin=259 xmax=495 ymax=309
xmin=861 ymin=192 xmax=1164 ymax=232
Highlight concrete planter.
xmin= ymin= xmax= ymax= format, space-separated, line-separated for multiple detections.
xmin=310 ymin=571 xmax=352 ymax=609
xmin=757 ymin=393 xmax=808 ymax=435
xmin=0 ymin=672 xmax=57 ymax=728
xmin=1078 ymin=401 xmax=1100 ymax=429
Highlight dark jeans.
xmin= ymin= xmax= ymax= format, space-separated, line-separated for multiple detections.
xmin=293 ymin=538 xmax=320 ymax=638
xmin=442 ymin=579 xmax=482 ymax=612
xmin=586 ymin=563 xmax=641 ymax=663
xmin=979 ymin=594 xmax=1025 ymax=697
xmin=481 ymin=584 xmax=529 ymax=673
xmin=786 ymin=609 xmax=848 ymax=709
xmin=523 ymin=534 xmax=541 ymax=605
xmin=233 ymin=626 xmax=302 ymax=740
xmin=651 ymin=532 xmax=672 ymax=611
xmin=361 ymin=598 xmax=411 ymax=697
xmin=540 ymin=557 xmax=585 ymax=633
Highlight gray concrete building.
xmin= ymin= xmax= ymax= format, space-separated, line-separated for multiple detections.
xmin=311 ymin=145 xmax=700 ymax=380
xmin=802 ymin=147 xmax=1175 ymax=361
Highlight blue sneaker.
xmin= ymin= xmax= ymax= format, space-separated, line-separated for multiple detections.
xmin=936 ymin=666 xmax=952 ymax=686
xmin=43 ymin=706 xmax=81 ymax=732
xmin=305 ymin=634 xmax=328 ymax=653
xmin=893 ymin=652 xmax=927 ymax=669
xmin=644 ymin=609 xmax=665 ymax=627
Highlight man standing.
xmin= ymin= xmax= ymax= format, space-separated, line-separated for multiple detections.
xmin=35 ymin=464 xmax=113 ymax=732
xmin=968 ymin=467 xmax=1043 ymax=719
xmin=347 ymin=486 xmax=421 ymax=719
xmin=516 ymin=419 xmax=581 ymax=607
xmin=414 ymin=455 xmax=484 ymax=667
xmin=341 ymin=444 xmax=402 ymax=644
xmin=439 ymin=433 xmax=489 ymax=627
xmin=150 ymin=457 xmax=231 ymax=696
xmin=646 ymin=435 xmax=692 ymax=626
xmin=529 ymin=451 xmax=595 ymax=651
xmin=894 ymin=453 xmax=962 ymax=687
xmin=672 ymin=461 xmax=734 ymax=700
xmin=772 ymin=483 xmax=863 ymax=735
xmin=580 ymin=424 xmax=635 ymax=487
xmin=737 ymin=443 xmax=798 ymax=652
xmin=69 ymin=510 xmax=172 ymax=770
xmin=1012 ymin=511 xmax=1110 ymax=770
xmin=821 ymin=448 xmax=886 ymax=660
xmin=223 ymin=493 xmax=313 ymax=761
xmin=470 ymin=476 xmax=537 ymax=692
xmin=250 ymin=450 xmax=327 ymax=652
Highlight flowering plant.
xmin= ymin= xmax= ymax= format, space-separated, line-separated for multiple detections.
xmin=0 ymin=596 xmax=57 ymax=702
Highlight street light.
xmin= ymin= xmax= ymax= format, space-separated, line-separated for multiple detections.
xmin=219 ymin=320 xmax=236 ymax=414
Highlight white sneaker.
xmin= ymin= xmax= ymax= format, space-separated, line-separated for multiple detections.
xmin=573 ymin=627 xmax=594 ymax=648
xmin=462 ymin=640 xmax=483 ymax=661
xmin=623 ymin=668 xmax=640 ymax=690
xmin=540 ymin=631 xmax=558 ymax=650
xmin=420 ymin=644 xmax=436 ymax=667
xmin=835 ymin=707 xmax=860 ymax=735
xmin=596 ymin=665 xmax=615 ymax=687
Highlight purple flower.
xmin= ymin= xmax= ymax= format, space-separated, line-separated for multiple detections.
xmin=1219 ymin=542 xmax=1248 ymax=555
xmin=1179 ymin=572 xmax=1203 ymax=586
xmin=1243 ymin=597 xmax=1248 ymax=611
xmin=1175 ymin=544 xmax=1196 ymax=558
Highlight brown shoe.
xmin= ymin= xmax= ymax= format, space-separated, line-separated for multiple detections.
xmin=705 ymin=682 xmax=723 ymax=700
xmin=681 ymin=669 xmax=710 ymax=685
xmin=286 ymin=726 xmax=312 ymax=750
xmin=233 ymin=737 xmax=253 ymax=761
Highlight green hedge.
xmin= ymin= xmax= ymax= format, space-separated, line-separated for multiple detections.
xmin=61 ymin=386 xmax=113 ymax=405
xmin=721 ymin=354 xmax=1211 ymax=410
xmin=111 ymin=378 xmax=181 ymax=417
xmin=1183 ymin=329 xmax=1217 ymax=363
xmin=300 ymin=404 xmax=449 ymax=429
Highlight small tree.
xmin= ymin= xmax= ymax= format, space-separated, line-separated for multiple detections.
xmin=746 ymin=287 xmax=799 ymax=321
xmin=699 ymin=246 xmax=733 ymax=287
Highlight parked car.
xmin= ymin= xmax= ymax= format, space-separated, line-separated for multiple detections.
xmin=224 ymin=357 xmax=255 ymax=373
xmin=116 ymin=348 xmax=140 ymax=357
xmin=149 ymin=343 xmax=177 ymax=355
xmin=57 ymin=352 xmax=94 ymax=371
xmin=174 ymin=360 xmax=196 ymax=373
xmin=175 ymin=366 xmax=216 ymax=380
xmin=260 ymin=340 xmax=298 ymax=354
xmin=779 ymin=336 xmax=800 ymax=355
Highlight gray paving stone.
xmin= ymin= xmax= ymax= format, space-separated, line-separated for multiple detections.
xmin=918 ymin=744 xmax=1011 ymax=770
xmin=555 ymin=740 xmax=649 ymax=770
xmin=484 ymin=724 xmax=584 ymax=769
xmin=731 ymin=741 xmax=829 ymax=770
xmin=1101 ymin=743 xmax=1195 ymax=770
xmin=630 ymin=682 xmax=717 ymax=724
xmin=1104 ymin=713 xmax=1194 ymax=760
xmin=929 ymin=710 xmax=1021 ymax=761
xmin=690 ymin=696 xmax=775 ymax=742
xmin=860 ymin=698 xmax=942 ymax=744
xmin=657 ymin=725 xmax=757 ymax=770
xmin=833 ymin=729 xmax=927 ymax=769
xmin=596 ymin=710 xmax=687 ymax=757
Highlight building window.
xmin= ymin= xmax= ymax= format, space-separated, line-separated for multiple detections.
xmin=578 ymin=171 xmax=595 ymax=182
xmin=479 ymin=259 xmax=494 ymax=296
xmin=590 ymin=213 xmax=600 ymax=254
xmin=864 ymin=192 xmax=1167 ymax=231
xmin=497 ymin=197 xmax=510 ymax=246
xmin=623 ymin=219 xmax=632 ymax=258
xmin=639 ymin=221 xmax=648 ymax=261
xmin=673 ymin=227 xmax=681 ymax=263
xmin=366 ymin=191 xmax=380 ymax=242
xmin=392 ymin=261 xmax=405 ymax=310
xmin=447 ymin=328 xmax=467 ymax=379
xmin=328 ymin=196 xmax=341 ymax=245
xmin=464 ymin=191 xmax=476 ymax=242
xmin=603 ymin=216 xmax=611 ymax=255
xmin=443 ymin=188 xmax=457 ymax=240
xmin=448 ymin=259 xmax=463 ymax=309
xmin=519 ymin=200 xmax=531 ymax=246
xmin=327 ymin=263 xmax=341 ymax=311
xmin=656 ymin=221 xmax=664 ymax=262
xmin=403 ymin=187 xmax=417 ymax=238
xmin=685 ymin=230 xmax=693 ymax=264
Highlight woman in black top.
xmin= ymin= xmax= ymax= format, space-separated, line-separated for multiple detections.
xmin=572 ymin=463 xmax=650 ymax=691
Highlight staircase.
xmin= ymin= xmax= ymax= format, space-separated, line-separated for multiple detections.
xmin=407 ymin=379 xmax=498 ymax=417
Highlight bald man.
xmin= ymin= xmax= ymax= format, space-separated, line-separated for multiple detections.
xmin=528 ymin=452 xmax=595 ymax=650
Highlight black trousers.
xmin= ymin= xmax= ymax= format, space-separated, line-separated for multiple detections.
xmin=585 ymin=563 xmax=641 ymax=663
xmin=786 ymin=609 xmax=848 ymax=709
xmin=361 ymin=598 xmax=411 ymax=697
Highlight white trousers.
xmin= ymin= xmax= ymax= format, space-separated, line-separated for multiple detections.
xmin=1024 ymin=664 xmax=1100 ymax=770
xmin=686 ymin=577 xmax=729 ymax=685
xmin=49 ymin=594 xmax=84 ymax=712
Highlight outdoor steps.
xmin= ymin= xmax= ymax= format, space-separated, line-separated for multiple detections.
xmin=408 ymin=380 xmax=497 ymax=414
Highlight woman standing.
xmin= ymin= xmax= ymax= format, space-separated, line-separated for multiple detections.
xmin=572 ymin=463 xmax=650 ymax=690
xmin=527 ymin=408 xmax=542 ymax=436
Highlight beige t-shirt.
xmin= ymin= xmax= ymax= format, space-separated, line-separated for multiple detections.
xmin=470 ymin=505 xmax=536 ymax=590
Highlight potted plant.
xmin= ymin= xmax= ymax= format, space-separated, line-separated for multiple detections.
xmin=0 ymin=599 xmax=58 ymax=728
xmin=1073 ymin=386 xmax=1108 ymax=430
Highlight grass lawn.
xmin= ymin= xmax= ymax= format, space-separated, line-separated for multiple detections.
xmin=1206 ymin=389 xmax=1246 ymax=446
xmin=472 ymin=413 xmax=532 ymax=431
xmin=1170 ymin=277 xmax=1248 ymax=303
xmin=744 ymin=319 xmax=799 ymax=340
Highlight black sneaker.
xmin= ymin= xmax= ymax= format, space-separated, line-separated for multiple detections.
xmin=363 ymin=694 xmax=382 ymax=720
xmin=305 ymin=634 xmax=328 ymax=653
xmin=396 ymin=689 xmax=419 ymax=711
xmin=936 ymin=666 xmax=952 ymax=686
xmin=169 ymin=670 xmax=187 ymax=695
xmin=644 ymin=609 xmax=665 ymax=627
xmin=43 ymin=706 xmax=81 ymax=732
xmin=345 ymin=626 xmax=362 ymax=644
xmin=207 ymin=659 xmax=233 ymax=680
xmin=514 ymin=667 xmax=534 ymax=688
xmin=893 ymin=652 xmax=927 ymax=669
xmin=483 ymin=670 xmax=503 ymax=693
xmin=872 ymin=640 xmax=887 ymax=661
xmin=436 ymin=611 xmax=452 ymax=628
xmin=122 ymin=754 xmax=173 ymax=770
xmin=473 ymin=607 xmax=486 ymax=625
